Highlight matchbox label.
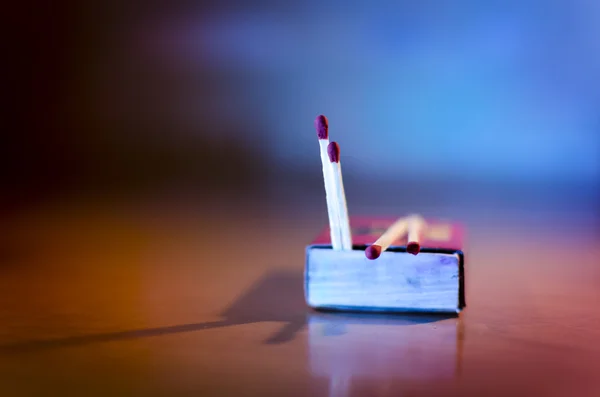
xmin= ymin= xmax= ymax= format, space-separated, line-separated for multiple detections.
xmin=352 ymin=223 xmax=452 ymax=242
xmin=424 ymin=223 xmax=453 ymax=241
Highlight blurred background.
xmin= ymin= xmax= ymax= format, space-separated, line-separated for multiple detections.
xmin=2 ymin=2 xmax=600 ymax=395
xmin=4 ymin=0 xmax=599 ymax=219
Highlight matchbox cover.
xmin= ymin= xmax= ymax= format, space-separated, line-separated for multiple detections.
xmin=310 ymin=216 xmax=465 ymax=251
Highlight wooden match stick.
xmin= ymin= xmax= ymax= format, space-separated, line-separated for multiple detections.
xmin=315 ymin=115 xmax=342 ymax=250
xmin=365 ymin=217 xmax=410 ymax=260
xmin=407 ymin=214 xmax=427 ymax=255
xmin=327 ymin=142 xmax=352 ymax=250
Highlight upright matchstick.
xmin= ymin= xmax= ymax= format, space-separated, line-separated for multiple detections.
xmin=365 ymin=217 xmax=410 ymax=260
xmin=406 ymin=215 xmax=427 ymax=255
xmin=327 ymin=142 xmax=353 ymax=250
xmin=315 ymin=115 xmax=342 ymax=250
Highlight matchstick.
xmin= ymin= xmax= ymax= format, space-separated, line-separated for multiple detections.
xmin=365 ymin=217 xmax=410 ymax=260
xmin=407 ymin=214 xmax=427 ymax=255
xmin=327 ymin=142 xmax=353 ymax=250
xmin=315 ymin=115 xmax=342 ymax=250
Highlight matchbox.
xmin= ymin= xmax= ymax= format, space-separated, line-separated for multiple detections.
xmin=305 ymin=216 xmax=466 ymax=314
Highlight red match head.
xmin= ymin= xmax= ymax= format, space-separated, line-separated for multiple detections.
xmin=327 ymin=141 xmax=340 ymax=163
xmin=365 ymin=245 xmax=382 ymax=260
xmin=407 ymin=242 xmax=420 ymax=255
xmin=315 ymin=115 xmax=328 ymax=140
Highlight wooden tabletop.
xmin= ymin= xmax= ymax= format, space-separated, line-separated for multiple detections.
xmin=1 ymin=193 xmax=599 ymax=396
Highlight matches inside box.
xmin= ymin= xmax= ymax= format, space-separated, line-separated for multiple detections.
xmin=305 ymin=115 xmax=466 ymax=314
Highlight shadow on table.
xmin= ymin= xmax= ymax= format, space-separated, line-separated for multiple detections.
xmin=0 ymin=269 xmax=456 ymax=354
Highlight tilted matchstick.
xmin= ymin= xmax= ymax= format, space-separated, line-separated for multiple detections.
xmin=365 ymin=217 xmax=410 ymax=260
xmin=327 ymin=142 xmax=353 ymax=250
xmin=406 ymin=214 xmax=427 ymax=255
xmin=315 ymin=115 xmax=342 ymax=250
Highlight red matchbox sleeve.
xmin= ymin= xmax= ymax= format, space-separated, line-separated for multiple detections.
xmin=311 ymin=216 xmax=464 ymax=251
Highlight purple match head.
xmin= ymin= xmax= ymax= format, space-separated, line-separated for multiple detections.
xmin=315 ymin=115 xmax=328 ymax=140
xmin=327 ymin=141 xmax=340 ymax=163
xmin=407 ymin=242 xmax=420 ymax=255
xmin=365 ymin=245 xmax=382 ymax=260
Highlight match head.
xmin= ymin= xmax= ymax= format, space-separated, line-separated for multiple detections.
xmin=365 ymin=244 xmax=382 ymax=260
xmin=407 ymin=242 xmax=420 ymax=255
xmin=315 ymin=115 xmax=328 ymax=140
xmin=327 ymin=141 xmax=340 ymax=163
